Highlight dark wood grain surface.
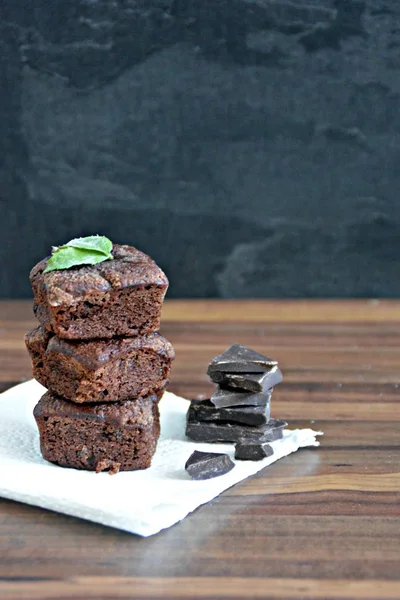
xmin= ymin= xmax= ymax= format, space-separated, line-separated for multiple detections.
xmin=1 ymin=300 xmax=400 ymax=600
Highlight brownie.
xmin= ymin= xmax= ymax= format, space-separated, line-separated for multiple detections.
xmin=26 ymin=326 xmax=174 ymax=403
xmin=30 ymin=244 xmax=169 ymax=339
xmin=34 ymin=390 xmax=163 ymax=473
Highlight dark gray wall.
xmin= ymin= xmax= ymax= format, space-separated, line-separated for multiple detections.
xmin=2 ymin=0 xmax=400 ymax=298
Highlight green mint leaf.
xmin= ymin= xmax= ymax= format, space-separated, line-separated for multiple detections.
xmin=43 ymin=246 xmax=113 ymax=273
xmin=59 ymin=235 xmax=113 ymax=257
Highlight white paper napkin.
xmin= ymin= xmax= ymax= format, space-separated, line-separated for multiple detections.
xmin=0 ymin=379 xmax=322 ymax=536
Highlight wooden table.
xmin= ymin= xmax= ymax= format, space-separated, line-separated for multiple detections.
xmin=1 ymin=300 xmax=400 ymax=600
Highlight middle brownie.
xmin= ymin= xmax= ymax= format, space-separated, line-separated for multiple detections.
xmin=25 ymin=326 xmax=174 ymax=403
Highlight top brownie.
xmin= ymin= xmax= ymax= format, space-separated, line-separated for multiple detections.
xmin=30 ymin=244 xmax=169 ymax=339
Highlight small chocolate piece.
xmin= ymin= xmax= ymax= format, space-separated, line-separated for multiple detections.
xmin=210 ymin=387 xmax=271 ymax=408
xmin=185 ymin=450 xmax=235 ymax=480
xmin=235 ymin=441 xmax=274 ymax=461
xmin=186 ymin=416 xmax=287 ymax=444
xmin=207 ymin=344 xmax=278 ymax=375
xmin=188 ymin=399 xmax=270 ymax=426
xmin=211 ymin=368 xmax=282 ymax=393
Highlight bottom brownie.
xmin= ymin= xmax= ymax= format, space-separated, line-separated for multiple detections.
xmin=34 ymin=390 xmax=162 ymax=473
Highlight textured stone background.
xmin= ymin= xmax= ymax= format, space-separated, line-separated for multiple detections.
xmin=2 ymin=0 xmax=400 ymax=298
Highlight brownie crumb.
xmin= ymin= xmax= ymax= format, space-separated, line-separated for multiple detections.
xmin=95 ymin=460 xmax=121 ymax=475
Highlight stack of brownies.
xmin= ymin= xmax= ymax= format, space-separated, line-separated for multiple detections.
xmin=186 ymin=344 xmax=286 ymax=460
xmin=25 ymin=244 xmax=174 ymax=474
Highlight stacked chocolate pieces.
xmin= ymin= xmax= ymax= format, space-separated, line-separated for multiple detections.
xmin=186 ymin=344 xmax=285 ymax=460
xmin=25 ymin=244 xmax=174 ymax=474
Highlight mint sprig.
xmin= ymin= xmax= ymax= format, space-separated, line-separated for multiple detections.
xmin=58 ymin=235 xmax=113 ymax=255
xmin=43 ymin=235 xmax=113 ymax=273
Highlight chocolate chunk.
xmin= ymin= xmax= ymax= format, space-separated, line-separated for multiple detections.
xmin=188 ymin=399 xmax=270 ymax=426
xmin=211 ymin=366 xmax=283 ymax=392
xmin=210 ymin=387 xmax=271 ymax=408
xmin=207 ymin=344 xmax=278 ymax=374
xmin=186 ymin=416 xmax=287 ymax=443
xmin=235 ymin=441 xmax=274 ymax=461
xmin=185 ymin=451 xmax=235 ymax=480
